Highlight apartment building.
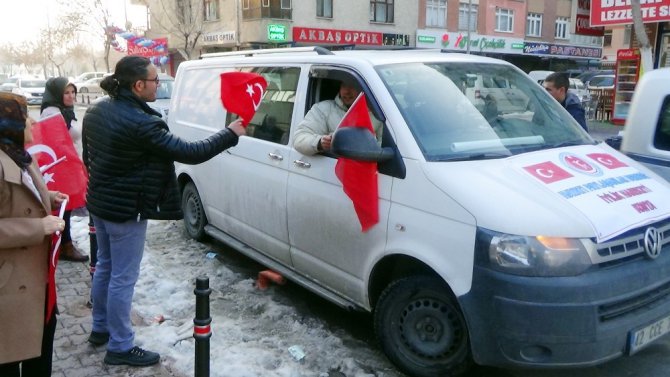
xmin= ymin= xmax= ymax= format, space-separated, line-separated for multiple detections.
xmin=142 ymin=0 xmax=602 ymax=74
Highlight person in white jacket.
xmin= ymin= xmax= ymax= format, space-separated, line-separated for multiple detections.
xmin=293 ymin=79 xmax=383 ymax=155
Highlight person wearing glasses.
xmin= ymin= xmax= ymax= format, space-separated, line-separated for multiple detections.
xmin=81 ymin=56 xmax=246 ymax=367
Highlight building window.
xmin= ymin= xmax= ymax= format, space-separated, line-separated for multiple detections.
xmin=624 ymin=25 xmax=632 ymax=45
xmin=526 ymin=12 xmax=542 ymax=37
xmin=555 ymin=17 xmax=570 ymax=39
xmin=242 ymin=0 xmax=292 ymax=20
xmin=603 ymin=30 xmax=612 ymax=47
xmin=317 ymin=0 xmax=333 ymax=18
xmin=426 ymin=0 xmax=446 ymax=28
xmin=370 ymin=0 xmax=394 ymax=23
xmin=458 ymin=2 xmax=478 ymax=31
xmin=495 ymin=8 xmax=514 ymax=33
xmin=204 ymin=0 xmax=218 ymax=21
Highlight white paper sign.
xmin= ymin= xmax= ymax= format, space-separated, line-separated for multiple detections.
xmin=511 ymin=145 xmax=670 ymax=242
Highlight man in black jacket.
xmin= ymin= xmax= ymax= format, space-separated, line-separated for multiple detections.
xmin=82 ymin=56 xmax=245 ymax=367
xmin=543 ymin=72 xmax=588 ymax=132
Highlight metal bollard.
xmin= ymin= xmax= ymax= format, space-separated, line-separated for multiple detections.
xmin=194 ymin=276 xmax=212 ymax=377
xmin=87 ymin=216 xmax=98 ymax=308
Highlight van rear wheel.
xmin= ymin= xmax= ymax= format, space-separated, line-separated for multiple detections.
xmin=181 ymin=182 xmax=208 ymax=241
xmin=374 ymin=276 xmax=471 ymax=377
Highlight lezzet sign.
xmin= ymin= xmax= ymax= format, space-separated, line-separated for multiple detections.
xmin=590 ymin=0 xmax=670 ymax=26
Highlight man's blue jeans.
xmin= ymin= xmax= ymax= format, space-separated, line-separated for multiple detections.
xmin=90 ymin=215 xmax=148 ymax=353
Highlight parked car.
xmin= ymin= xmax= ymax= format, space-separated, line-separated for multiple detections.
xmin=11 ymin=78 xmax=46 ymax=105
xmin=528 ymin=70 xmax=554 ymax=84
xmin=577 ymin=69 xmax=614 ymax=86
xmin=72 ymin=71 xmax=107 ymax=85
xmin=148 ymin=74 xmax=175 ymax=120
xmin=587 ymin=74 xmax=616 ymax=90
xmin=78 ymin=77 xmax=105 ymax=93
xmin=569 ymin=77 xmax=590 ymax=104
xmin=169 ymin=47 xmax=670 ymax=377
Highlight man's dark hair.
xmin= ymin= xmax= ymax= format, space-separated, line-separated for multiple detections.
xmin=544 ymin=72 xmax=569 ymax=90
xmin=100 ymin=56 xmax=151 ymax=98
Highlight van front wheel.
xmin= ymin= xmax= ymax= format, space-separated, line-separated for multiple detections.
xmin=181 ymin=182 xmax=208 ymax=241
xmin=374 ymin=276 xmax=471 ymax=377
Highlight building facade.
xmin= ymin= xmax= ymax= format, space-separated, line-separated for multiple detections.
xmin=141 ymin=0 xmax=603 ymax=74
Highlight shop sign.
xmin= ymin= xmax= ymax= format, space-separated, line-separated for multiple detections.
xmin=383 ymin=33 xmax=410 ymax=46
xmin=590 ymin=0 xmax=670 ymax=27
xmin=293 ymin=27 xmax=382 ymax=45
xmin=572 ymin=0 xmax=605 ymax=36
xmin=523 ymin=42 xmax=602 ymax=58
xmin=202 ymin=31 xmax=236 ymax=45
xmin=268 ymin=24 xmax=287 ymax=42
xmin=415 ymin=30 xmax=523 ymax=54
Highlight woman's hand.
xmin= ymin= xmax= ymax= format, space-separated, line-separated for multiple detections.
xmin=42 ymin=215 xmax=65 ymax=235
xmin=227 ymin=119 xmax=246 ymax=137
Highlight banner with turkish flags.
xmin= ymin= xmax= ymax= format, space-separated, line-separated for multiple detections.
xmin=25 ymin=113 xmax=88 ymax=210
xmin=334 ymin=93 xmax=379 ymax=232
xmin=220 ymin=71 xmax=268 ymax=126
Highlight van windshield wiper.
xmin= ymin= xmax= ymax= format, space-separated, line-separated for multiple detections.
xmin=432 ymin=152 xmax=511 ymax=161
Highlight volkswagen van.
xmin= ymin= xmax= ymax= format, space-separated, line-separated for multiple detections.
xmin=169 ymin=47 xmax=670 ymax=377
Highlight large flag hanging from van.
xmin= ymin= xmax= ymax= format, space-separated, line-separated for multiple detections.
xmin=220 ymin=71 xmax=268 ymax=126
xmin=334 ymin=93 xmax=379 ymax=232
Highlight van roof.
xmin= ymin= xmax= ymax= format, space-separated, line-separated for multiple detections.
xmin=196 ymin=47 xmax=513 ymax=68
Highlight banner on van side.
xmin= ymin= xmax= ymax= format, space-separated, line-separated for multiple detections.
xmin=513 ymin=145 xmax=670 ymax=242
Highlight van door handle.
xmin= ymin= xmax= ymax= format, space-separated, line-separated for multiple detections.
xmin=293 ymin=159 xmax=311 ymax=169
xmin=268 ymin=152 xmax=283 ymax=161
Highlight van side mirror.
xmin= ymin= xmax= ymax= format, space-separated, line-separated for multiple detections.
xmin=331 ymin=127 xmax=394 ymax=162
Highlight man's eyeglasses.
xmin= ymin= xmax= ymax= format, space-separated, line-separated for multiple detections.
xmin=141 ymin=77 xmax=160 ymax=84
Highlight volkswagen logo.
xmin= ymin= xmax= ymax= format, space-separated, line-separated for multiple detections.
xmin=644 ymin=227 xmax=662 ymax=259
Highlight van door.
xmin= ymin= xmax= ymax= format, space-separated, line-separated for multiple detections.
xmin=216 ymin=66 xmax=301 ymax=266
xmin=286 ymin=68 xmax=392 ymax=304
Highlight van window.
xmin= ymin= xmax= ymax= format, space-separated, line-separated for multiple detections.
xmin=377 ymin=62 xmax=592 ymax=161
xmin=653 ymin=95 xmax=670 ymax=151
xmin=225 ymin=66 xmax=299 ymax=145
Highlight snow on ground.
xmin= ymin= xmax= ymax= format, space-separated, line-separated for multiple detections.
xmin=70 ymin=216 xmax=404 ymax=377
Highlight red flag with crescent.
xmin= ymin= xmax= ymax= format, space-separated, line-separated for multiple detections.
xmin=334 ymin=93 xmax=379 ymax=232
xmin=220 ymin=71 xmax=268 ymax=126
xmin=25 ymin=113 xmax=88 ymax=210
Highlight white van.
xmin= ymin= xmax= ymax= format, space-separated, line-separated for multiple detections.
xmin=169 ymin=47 xmax=670 ymax=377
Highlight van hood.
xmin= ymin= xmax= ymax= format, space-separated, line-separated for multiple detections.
xmin=422 ymin=144 xmax=670 ymax=243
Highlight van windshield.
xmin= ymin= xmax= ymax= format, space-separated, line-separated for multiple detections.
xmin=377 ymin=62 xmax=593 ymax=161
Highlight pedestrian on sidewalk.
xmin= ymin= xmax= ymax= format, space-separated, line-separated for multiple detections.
xmin=0 ymin=92 xmax=69 ymax=376
xmin=40 ymin=76 xmax=89 ymax=262
xmin=82 ymin=56 xmax=246 ymax=367
xmin=543 ymin=72 xmax=589 ymax=132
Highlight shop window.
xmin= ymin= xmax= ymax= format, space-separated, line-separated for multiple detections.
xmin=526 ymin=13 xmax=542 ymax=37
xmin=317 ymin=0 xmax=333 ymax=18
xmin=427 ymin=0 xmax=446 ymax=28
xmin=370 ymin=0 xmax=394 ymax=23
xmin=458 ymin=2 xmax=477 ymax=31
xmin=653 ymin=96 xmax=670 ymax=151
xmin=495 ymin=8 xmax=514 ymax=33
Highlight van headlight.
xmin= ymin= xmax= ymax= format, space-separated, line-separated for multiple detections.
xmin=478 ymin=228 xmax=592 ymax=276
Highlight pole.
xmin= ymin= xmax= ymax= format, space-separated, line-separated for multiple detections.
xmin=466 ymin=0 xmax=472 ymax=54
xmin=194 ymin=276 xmax=212 ymax=377
xmin=87 ymin=216 xmax=98 ymax=308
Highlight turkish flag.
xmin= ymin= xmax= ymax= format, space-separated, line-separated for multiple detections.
xmin=220 ymin=72 xmax=268 ymax=126
xmin=25 ymin=113 xmax=88 ymax=210
xmin=335 ymin=93 xmax=379 ymax=232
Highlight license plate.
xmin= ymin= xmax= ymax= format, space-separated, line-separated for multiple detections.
xmin=628 ymin=314 xmax=670 ymax=354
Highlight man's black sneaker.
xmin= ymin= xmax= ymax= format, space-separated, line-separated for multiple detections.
xmin=87 ymin=331 xmax=110 ymax=346
xmin=104 ymin=346 xmax=160 ymax=366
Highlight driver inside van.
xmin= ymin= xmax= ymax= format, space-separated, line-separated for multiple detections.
xmin=293 ymin=78 xmax=383 ymax=156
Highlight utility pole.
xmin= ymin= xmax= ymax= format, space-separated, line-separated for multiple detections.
xmin=466 ymin=0 xmax=472 ymax=54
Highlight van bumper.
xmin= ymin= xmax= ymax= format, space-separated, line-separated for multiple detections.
xmin=460 ymin=247 xmax=670 ymax=368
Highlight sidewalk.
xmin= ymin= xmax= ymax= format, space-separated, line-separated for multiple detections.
xmin=52 ymin=248 xmax=179 ymax=377
xmin=588 ymin=119 xmax=622 ymax=142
